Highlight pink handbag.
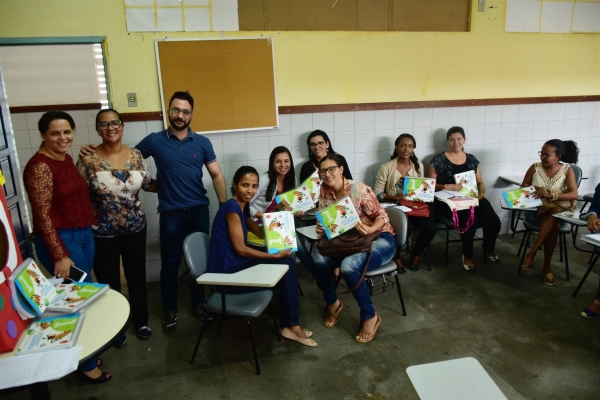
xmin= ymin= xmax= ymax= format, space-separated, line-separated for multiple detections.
xmin=439 ymin=196 xmax=479 ymax=234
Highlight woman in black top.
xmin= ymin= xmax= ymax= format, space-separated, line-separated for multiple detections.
xmin=428 ymin=126 xmax=501 ymax=271
xmin=299 ymin=130 xmax=353 ymax=182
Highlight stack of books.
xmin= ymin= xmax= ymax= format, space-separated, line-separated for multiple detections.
xmin=8 ymin=258 xmax=109 ymax=355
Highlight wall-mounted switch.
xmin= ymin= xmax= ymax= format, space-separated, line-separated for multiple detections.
xmin=478 ymin=0 xmax=486 ymax=12
xmin=127 ymin=92 xmax=138 ymax=107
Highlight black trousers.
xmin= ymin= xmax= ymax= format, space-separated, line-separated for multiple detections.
xmin=436 ymin=198 xmax=501 ymax=258
xmin=93 ymin=226 xmax=149 ymax=330
xmin=406 ymin=204 xmax=436 ymax=256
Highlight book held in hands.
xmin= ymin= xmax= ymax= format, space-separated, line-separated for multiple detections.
xmin=261 ymin=211 xmax=298 ymax=254
xmin=502 ymin=186 xmax=543 ymax=209
xmin=403 ymin=177 xmax=436 ymax=203
xmin=316 ymin=196 xmax=360 ymax=240
xmin=275 ymin=184 xmax=314 ymax=212
xmin=454 ymin=170 xmax=478 ymax=197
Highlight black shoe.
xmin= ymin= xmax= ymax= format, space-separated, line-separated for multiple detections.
xmin=136 ymin=326 xmax=152 ymax=339
xmin=191 ymin=307 xmax=213 ymax=321
xmin=112 ymin=334 xmax=127 ymax=349
xmin=162 ymin=311 xmax=177 ymax=328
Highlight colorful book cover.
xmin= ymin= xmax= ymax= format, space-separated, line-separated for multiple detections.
xmin=502 ymin=186 xmax=543 ymax=209
xmin=402 ymin=177 xmax=436 ymax=203
xmin=303 ymin=169 xmax=322 ymax=204
xmin=275 ymin=184 xmax=314 ymax=212
xmin=11 ymin=258 xmax=57 ymax=317
xmin=17 ymin=313 xmax=85 ymax=355
xmin=261 ymin=211 xmax=297 ymax=254
xmin=454 ymin=170 xmax=478 ymax=197
xmin=247 ymin=232 xmax=266 ymax=247
xmin=45 ymin=282 xmax=109 ymax=313
xmin=316 ymin=196 xmax=361 ymax=240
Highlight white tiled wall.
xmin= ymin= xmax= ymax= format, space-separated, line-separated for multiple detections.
xmin=10 ymin=101 xmax=600 ymax=281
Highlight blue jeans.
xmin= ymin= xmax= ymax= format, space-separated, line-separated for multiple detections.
xmin=221 ymin=257 xmax=299 ymax=327
xmin=159 ymin=205 xmax=209 ymax=315
xmin=34 ymin=227 xmax=97 ymax=372
xmin=314 ymin=232 xmax=396 ymax=320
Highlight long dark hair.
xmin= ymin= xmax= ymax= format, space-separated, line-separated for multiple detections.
xmin=545 ymin=139 xmax=579 ymax=164
xmin=38 ymin=111 xmax=75 ymax=133
xmin=318 ymin=154 xmax=343 ymax=168
xmin=306 ymin=130 xmax=338 ymax=165
xmin=266 ymin=146 xmax=296 ymax=202
xmin=391 ymin=133 xmax=421 ymax=175
xmin=231 ymin=166 xmax=259 ymax=196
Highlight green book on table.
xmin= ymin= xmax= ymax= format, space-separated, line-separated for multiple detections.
xmin=45 ymin=282 xmax=109 ymax=314
xmin=403 ymin=177 xmax=436 ymax=202
xmin=9 ymin=258 xmax=58 ymax=318
xmin=502 ymin=186 xmax=543 ymax=209
xmin=316 ymin=196 xmax=360 ymax=240
xmin=17 ymin=313 xmax=85 ymax=355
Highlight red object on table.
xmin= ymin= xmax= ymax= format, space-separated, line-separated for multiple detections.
xmin=0 ymin=188 xmax=27 ymax=353
xmin=399 ymin=200 xmax=431 ymax=218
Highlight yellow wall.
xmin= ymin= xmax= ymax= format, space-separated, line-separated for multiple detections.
xmin=1 ymin=0 xmax=598 ymax=112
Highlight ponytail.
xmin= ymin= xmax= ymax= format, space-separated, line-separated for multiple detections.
xmin=545 ymin=139 xmax=579 ymax=164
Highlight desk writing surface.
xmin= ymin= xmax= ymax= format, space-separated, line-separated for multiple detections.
xmin=296 ymin=226 xmax=322 ymax=241
xmin=553 ymin=211 xmax=587 ymax=226
xmin=196 ymin=264 xmax=288 ymax=287
xmin=499 ymin=175 xmax=523 ymax=186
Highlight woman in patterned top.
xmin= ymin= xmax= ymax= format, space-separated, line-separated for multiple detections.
xmin=374 ymin=134 xmax=436 ymax=272
xmin=519 ymin=139 xmax=579 ymax=286
xmin=428 ymin=126 xmax=501 ymax=271
xmin=312 ymin=154 xmax=396 ymax=344
xmin=78 ymin=109 xmax=156 ymax=340
xmin=24 ymin=111 xmax=110 ymax=383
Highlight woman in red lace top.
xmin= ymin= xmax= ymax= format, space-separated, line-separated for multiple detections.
xmin=23 ymin=111 xmax=111 ymax=383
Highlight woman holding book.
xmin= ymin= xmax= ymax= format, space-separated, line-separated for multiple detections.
xmin=312 ymin=154 xmax=396 ymax=343
xmin=78 ymin=108 xmax=156 ymax=341
xmin=580 ymin=183 xmax=600 ymax=317
xmin=519 ymin=139 xmax=579 ymax=286
xmin=428 ymin=126 xmax=501 ymax=271
xmin=374 ymin=133 xmax=436 ymax=272
xmin=23 ymin=111 xmax=110 ymax=383
xmin=209 ymin=166 xmax=317 ymax=347
xmin=299 ymin=130 xmax=353 ymax=182
xmin=248 ymin=146 xmax=297 ymax=219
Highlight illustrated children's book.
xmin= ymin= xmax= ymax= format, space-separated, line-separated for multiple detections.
xmin=454 ymin=170 xmax=479 ymax=197
xmin=16 ymin=313 xmax=85 ymax=355
xmin=304 ymin=169 xmax=322 ymax=205
xmin=44 ymin=282 xmax=109 ymax=314
xmin=403 ymin=178 xmax=436 ymax=202
xmin=502 ymin=186 xmax=543 ymax=209
xmin=9 ymin=258 xmax=58 ymax=318
xmin=261 ymin=211 xmax=298 ymax=254
xmin=275 ymin=183 xmax=315 ymax=212
xmin=316 ymin=196 xmax=361 ymax=240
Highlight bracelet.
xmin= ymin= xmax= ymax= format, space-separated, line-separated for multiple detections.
xmin=480 ymin=193 xmax=485 ymax=198
xmin=551 ymin=193 xmax=558 ymax=201
xmin=444 ymin=184 xmax=447 ymax=190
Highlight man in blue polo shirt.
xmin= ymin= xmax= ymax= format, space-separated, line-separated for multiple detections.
xmin=136 ymin=91 xmax=227 ymax=328
xmin=81 ymin=91 xmax=227 ymax=330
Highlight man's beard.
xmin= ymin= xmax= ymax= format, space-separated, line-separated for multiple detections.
xmin=169 ymin=115 xmax=191 ymax=131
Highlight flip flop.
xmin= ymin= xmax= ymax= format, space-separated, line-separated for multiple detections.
xmin=356 ymin=313 xmax=382 ymax=344
xmin=280 ymin=327 xmax=317 ymax=347
xmin=324 ymin=300 xmax=344 ymax=328
xmin=542 ymin=272 xmax=556 ymax=286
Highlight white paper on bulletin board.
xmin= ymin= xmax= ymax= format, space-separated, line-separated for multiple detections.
xmin=124 ymin=0 xmax=239 ymax=32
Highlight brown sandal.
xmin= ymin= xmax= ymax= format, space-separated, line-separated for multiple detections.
xmin=356 ymin=313 xmax=382 ymax=343
xmin=324 ymin=300 xmax=344 ymax=328
xmin=542 ymin=271 xmax=556 ymax=286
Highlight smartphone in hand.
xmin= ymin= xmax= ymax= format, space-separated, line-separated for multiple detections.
xmin=66 ymin=265 xmax=87 ymax=282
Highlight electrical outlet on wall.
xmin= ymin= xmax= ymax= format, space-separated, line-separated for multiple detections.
xmin=478 ymin=0 xmax=486 ymax=12
xmin=127 ymin=92 xmax=138 ymax=107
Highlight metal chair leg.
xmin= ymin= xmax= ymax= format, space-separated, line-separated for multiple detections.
xmin=394 ymin=274 xmax=407 ymax=316
xmin=562 ymin=233 xmax=570 ymax=281
xmin=269 ymin=305 xmax=281 ymax=341
xmin=572 ymin=252 xmax=599 ymax=297
xmin=423 ymin=248 xmax=431 ymax=271
xmin=298 ymin=282 xmax=304 ymax=297
xmin=517 ymin=228 xmax=527 ymax=257
xmin=245 ymin=319 xmax=261 ymax=375
xmin=191 ymin=316 xmax=213 ymax=363
xmin=559 ymin=234 xmax=564 ymax=262
xmin=518 ymin=231 xmax=532 ymax=275
xmin=445 ymin=227 xmax=450 ymax=265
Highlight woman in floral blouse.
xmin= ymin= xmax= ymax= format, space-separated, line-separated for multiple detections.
xmin=312 ymin=154 xmax=396 ymax=344
xmin=78 ymin=109 xmax=156 ymax=341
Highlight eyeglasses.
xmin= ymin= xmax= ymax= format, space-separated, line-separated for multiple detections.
xmin=169 ymin=107 xmax=192 ymax=116
xmin=310 ymin=141 xmax=326 ymax=148
xmin=538 ymin=151 xmax=556 ymax=158
xmin=319 ymin=166 xmax=340 ymax=176
xmin=97 ymin=120 xmax=122 ymax=129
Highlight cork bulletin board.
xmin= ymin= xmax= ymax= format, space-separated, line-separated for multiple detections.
xmin=155 ymin=38 xmax=278 ymax=134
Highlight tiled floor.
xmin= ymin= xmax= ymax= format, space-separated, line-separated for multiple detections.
xmin=3 ymin=234 xmax=600 ymax=400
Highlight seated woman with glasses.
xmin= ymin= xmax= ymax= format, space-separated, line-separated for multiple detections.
xmin=248 ymin=146 xmax=296 ymax=220
xmin=374 ymin=133 xmax=436 ymax=273
xmin=311 ymin=155 xmax=396 ymax=344
xmin=299 ymin=130 xmax=353 ymax=182
xmin=519 ymin=139 xmax=579 ymax=286
xmin=78 ymin=109 xmax=157 ymax=342
xmin=580 ymin=183 xmax=600 ymax=317
xmin=209 ymin=166 xmax=316 ymax=347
